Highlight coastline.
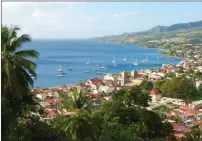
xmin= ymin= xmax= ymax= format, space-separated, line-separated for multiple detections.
xmin=33 ymin=40 xmax=186 ymax=89
xmin=96 ymin=40 xmax=188 ymax=61
xmin=160 ymin=54 xmax=190 ymax=61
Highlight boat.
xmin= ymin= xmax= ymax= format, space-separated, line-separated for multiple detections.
xmin=145 ymin=55 xmax=148 ymax=61
xmin=100 ymin=62 xmax=105 ymax=69
xmin=142 ymin=60 xmax=145 ymax=63
xmin=62 ymin=71 xmax=67 ymax=74
xmin=84 ymin=69 xmax=90 ymax=73
xmin=134 ymin=59 xmax=138 ymax=66
xmin=57 ymin=72 xmax=63 ymax=77
xmin=86 ymin=59 xmax=90 ymax=65
xmin=114 ymin=61 xmax=117 ymax=67
xmin=96 ymin=71 xmax=102 ymax=74
xmin=58 ymin=64 xmax=63 ymax=72
xmin=112 ymin=56 xmax=115 ymax=63
xmin=94 ymin=64 xmax=100 ymax=71
xmin=123 ymin=55 xmax=127 ymax=61
xmin=67 ymin=64 xmax=72 ymax=71
xmin=130 ymin=56 xmax=134 ymax=63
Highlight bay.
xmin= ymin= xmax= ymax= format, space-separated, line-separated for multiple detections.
xmin=23 ymin=39 xmax=182 ymax=88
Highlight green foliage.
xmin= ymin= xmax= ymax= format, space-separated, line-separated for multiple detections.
xmin=139 ymin=80 xmax=153 ymax=91
xmin=198 ymin=84 xmax=202 ymax=98
xmin=184 ymin=128 xmax=202 ymax=141
xmin=112 ymin=85 xmax=151 ymax=107
xmin=153 ymin=80 xmax=166 ymax=92
xmin=160 ymin=77 xmax=198 ymax=100
xmin=2 ymin=25 xmax=39 ymax=99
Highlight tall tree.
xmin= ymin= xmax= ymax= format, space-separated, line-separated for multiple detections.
xmin=2 ymin=25 xmax=39 ymax=99
xmin=1 ymin=25 xmax=39 ymax=140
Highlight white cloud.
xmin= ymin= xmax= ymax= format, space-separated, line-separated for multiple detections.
xmin=32 ymin=9 xmax=39 ymax=17
xmin=114 ymin=11 xmax=145 ymax=18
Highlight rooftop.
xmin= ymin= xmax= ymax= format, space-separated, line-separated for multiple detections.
xmin=150 ymin=90 xmax=160 ymax=95
xmin=192 ymin=100 xmax=202 ymax=105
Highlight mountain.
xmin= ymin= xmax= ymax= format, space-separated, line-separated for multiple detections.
xmin=92 ymin=20 xmax=202 ymax=42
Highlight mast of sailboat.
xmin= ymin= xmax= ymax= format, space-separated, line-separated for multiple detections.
xmin=112 ymin=56 xmax=115 ymax=63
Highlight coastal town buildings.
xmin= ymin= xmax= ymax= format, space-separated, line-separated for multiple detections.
xmin=150 ymin=90 xmax=162 ymax=103
xmin=31 ymin=58 xmax=202 ymax=139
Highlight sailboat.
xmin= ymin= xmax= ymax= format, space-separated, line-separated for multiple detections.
xmin=67 ymin=64 xmax=72 ymax=71
xmin=123 ymin=55 xmax=127 ymax=61
xmin=112 ymin=56 xmax=115 ymax=63
xmin=114 ymin=61 xmax=117 ymax=67
xmin=57 ymin=72 xmax=63 ymax=77
xmin=86 ymin=59 xmax=90 ymax=65
xmin=58 ymin=64 xmax=63 ymax=72
xmin=84 ymin=69 xmax=90 ymax=73
xmin=58 ymin=64 xmax=66 ymax=74
xmin=100 ymin=61 xmax=105 ymax=69
xmin=84 ymin=63 xmax=90 ymax=73
xmin=94 ymin=64 xmax=100 ymax=71
xmin=130 ymin=56 xmax=134 ymax=63
xmin=134 ymin=59 xmax=138 ymax=66
xmin=145 ymin=55 xmax=148 ymax=61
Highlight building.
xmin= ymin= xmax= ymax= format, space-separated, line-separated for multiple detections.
xmin=85 ymin=78 xmax=104 ymax=93
xmin=131 ymin=70 xmax=138 ymax=77
xmin=150 ymin=90 xmax=162 ymax=103
xmin=99 ymin=85 xmax=115 ymax=94
xmin=189 ymin=100 xmax=202 ymax=110
xmin=132 ymin=78 xmax=143 ymax=85
xmin=118 ymin=71 xmax=128 ymax=86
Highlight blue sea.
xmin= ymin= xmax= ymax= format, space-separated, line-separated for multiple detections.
xmin=23 ymin=40 xmax=182 ymax=88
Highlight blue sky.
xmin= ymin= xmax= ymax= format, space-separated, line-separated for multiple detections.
xmin=2 ymin=2 xmax=202 ymax=39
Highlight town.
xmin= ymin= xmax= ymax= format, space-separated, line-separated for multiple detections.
xmin=32 ymin=57 xmax=202 ymax=140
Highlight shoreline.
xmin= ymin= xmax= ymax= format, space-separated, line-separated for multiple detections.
xmin=160 ymin=54 xmax=190 ymax=61
xmin=96 ymin=40 xmax=188 ymax=61
xmin=33 ymin=41 xmax=187 ymax=89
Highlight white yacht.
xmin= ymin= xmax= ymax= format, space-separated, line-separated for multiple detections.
xmin=94 ymin=64 xmax=100 ymax=71
xmin=134 ymin=59 xmax=138 ymax=66
xmin=57 ymin=72 xmax=63 ymax=77
xmin=114 ymin=61 xmax=117 ymax=67
xmin=145 ymin=55 xmax=148 ymax=61
xmin=123 ymin=55 xmax=127 ymax=61
xmin=84 ymin=69 xmax=90 ymax=73
xmin=112 ymin=56 xmax=115 ymax=63
xmin=86 ymin=59 xmax=90 ymax=65
xmin=58 ymin=64 xmax=63 ymax=72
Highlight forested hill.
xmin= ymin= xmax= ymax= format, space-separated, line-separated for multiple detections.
xmin=91 ymin=20 xmax=202 ymax=43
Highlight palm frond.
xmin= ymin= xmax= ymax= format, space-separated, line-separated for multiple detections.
xmin=15 ymin=50 xmax=39 ymax=59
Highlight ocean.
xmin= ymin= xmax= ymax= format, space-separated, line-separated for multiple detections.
xmin=23 ymin=40 xmax=183 ymax=88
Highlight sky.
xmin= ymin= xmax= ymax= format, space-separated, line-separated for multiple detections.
xmin=2 ymin=2 xmax=202 ymax=39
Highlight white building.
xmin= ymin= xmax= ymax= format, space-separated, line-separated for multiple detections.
xmin=150 ymin=90 xmax=162 ymax=103
xmin=99 ymin=85 xmax=115 ymax=94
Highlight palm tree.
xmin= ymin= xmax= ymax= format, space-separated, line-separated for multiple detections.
xmin=54 ymin=88 xmax=102 ymax=141
xmin=2 ymin=25 xmax=39 ymax=99
xmin=64 ymin=112 xmax=94 ymax=141
xmin=68 ymin=87 xmax=92 ymax=112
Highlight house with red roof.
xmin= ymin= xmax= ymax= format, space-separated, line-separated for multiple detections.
xmin=150 ymin=90 xmax=162 ymax=103
xmin=88 ymin=93 xmax=102 ymax=100
xmin=171 ymin=122 xmax=190 ymax=133
xmin=85 ymin=78 xmax=104 ymax=93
